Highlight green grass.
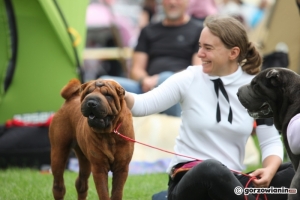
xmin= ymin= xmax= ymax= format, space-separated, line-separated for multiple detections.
xmin=0 ymin=135 xmax=265 ymax=200
xmin=0 ymin=169 xmax=169 ymax=200
xmin=0 ymin=166 xmax=262 ymax=200
xmin=0 ymin=165 xmax=263 ymax=200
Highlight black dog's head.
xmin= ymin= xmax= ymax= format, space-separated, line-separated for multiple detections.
xmin=237 ymin=67 xmax=300 ymax=130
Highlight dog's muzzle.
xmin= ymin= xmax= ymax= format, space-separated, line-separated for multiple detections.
xmin=81 ymin=97 xmax=115 ymax=129
xmin=237 ymin=86 xmax=274 ymax=119
xmin=247 ymin=102 xmax=273 ymax=119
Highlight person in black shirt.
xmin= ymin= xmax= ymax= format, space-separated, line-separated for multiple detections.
xmin=101 ymin=0 xmax=203 ymax=117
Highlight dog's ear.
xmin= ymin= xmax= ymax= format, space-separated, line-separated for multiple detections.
xmin=266 ymin=69 xmax=282 ymax=87
xmin=80 ymin=81 xmax=93 ymax=102
xmin=80 ymin=82 xmax=90 ymax=93
xmin=60 ymin=79 xmax=81 ymax=100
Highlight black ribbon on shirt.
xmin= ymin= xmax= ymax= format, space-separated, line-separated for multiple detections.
xmin=211 ymin=78 xmax=233 ymax=123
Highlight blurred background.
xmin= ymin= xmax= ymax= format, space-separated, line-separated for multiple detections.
xmin=83 ymin=0 xmax=300 ymax=81
xmin=0 ymin=0 xmax=299 ymax=172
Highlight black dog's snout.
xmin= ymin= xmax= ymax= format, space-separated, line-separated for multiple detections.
xmin=87 ymin=100 xmax=98 ymax=108
xmin=236 ymin=88 xmax=242 ymax=98
xmin=236 ymin=85 xmax=248 ymax=98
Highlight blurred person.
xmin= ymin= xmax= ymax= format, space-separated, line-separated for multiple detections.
xmin=218 ymin=0 xmax=247 ymax=26
xmin=240 ymin=0 xmax=270 ymax=29
xmin=218 ymin=0 xmax=270 ymax=29
xmin=139 ymin=0 xmax=157 ymax=28
xmin=101 ymin=0 xmax=203 ymax=117
xmin=187 ymin=0 xmax=218 ymax=25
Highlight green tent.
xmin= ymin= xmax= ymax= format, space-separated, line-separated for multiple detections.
xmin=0 ymin=0 xmax=89 ymax=124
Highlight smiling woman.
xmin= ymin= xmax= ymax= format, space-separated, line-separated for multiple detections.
xmin=124 ymin=15 xmax=295 ymax=200
xmin=198 ymin=16 xmax=261 ymax=77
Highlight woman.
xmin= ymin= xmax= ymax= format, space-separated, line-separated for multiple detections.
xmin=125 ymin=15 xmax=294 ymax=200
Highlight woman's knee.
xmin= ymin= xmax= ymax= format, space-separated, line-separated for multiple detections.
xmin=191 ymin=159 xmax=228 ymax=178
xmin=271 ymin=162 xmax=295 ymax=187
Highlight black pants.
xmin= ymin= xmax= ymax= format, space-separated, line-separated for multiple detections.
xmin=168 ymin=159 xmax=295 ymax=200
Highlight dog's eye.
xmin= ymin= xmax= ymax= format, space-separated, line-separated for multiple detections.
xmin=250 ymin=80 xmax=260 ymax=92
xmin=87 ymin=86 xmax=96 ymax=94
xmin=251 ymin=79 xmax=257 ymax=86
xmin=105 ymin=95 xmax=113 ymax=101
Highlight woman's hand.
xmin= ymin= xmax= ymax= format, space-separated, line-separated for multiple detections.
xmin=249 ymin=155 xmax=282 ymax=188
xmin=249 ymin=168 xmax=273 ymax=188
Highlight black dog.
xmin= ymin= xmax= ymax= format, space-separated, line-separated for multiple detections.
xmin=237 ymin=67 xmax=300 ymax=200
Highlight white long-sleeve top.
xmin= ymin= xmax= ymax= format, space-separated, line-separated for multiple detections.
xmin=130 ymin=66 xmax=283 ymax=172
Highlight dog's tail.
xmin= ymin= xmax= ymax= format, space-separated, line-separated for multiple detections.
xmin=60 ymin=79 xmax=81 ymax=100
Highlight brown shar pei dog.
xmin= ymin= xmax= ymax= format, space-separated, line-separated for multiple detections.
xmin=49 ymin=78 xmax=134 ymax=200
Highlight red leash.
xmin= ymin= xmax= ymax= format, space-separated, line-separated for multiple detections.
xmin=114 ymin=123 xmax=267 ymax=200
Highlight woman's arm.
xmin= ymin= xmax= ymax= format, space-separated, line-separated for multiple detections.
xmin=256 ymin=124 xmax=283 ymax=162
xmin=249 ymin=124 xmax=283 ymax=187
xmin=124 ymin=76 xmax=182 ymax=116
xmin=123 ymin=68 xmax=192 ymax=116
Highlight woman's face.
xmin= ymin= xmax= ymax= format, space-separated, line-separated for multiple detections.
xmin=197 ymin=27 xmax=239 ymax=76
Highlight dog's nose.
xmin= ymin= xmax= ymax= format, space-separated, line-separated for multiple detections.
xmin=237 ymin=87 xmax=243 ymax=98
xmin=87 ymin=100 xmax=98 ymax=108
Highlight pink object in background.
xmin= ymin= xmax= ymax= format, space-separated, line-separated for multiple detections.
xmin=187 ymin=0 xmax=218 ymax=19
xmin=85 ymin=3 xmax=139 ymax=47
xmin=86 ymin=3 xmax=112 ymax=27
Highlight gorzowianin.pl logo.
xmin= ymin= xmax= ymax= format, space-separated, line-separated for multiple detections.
xmin=234 ymin=186 xmax=297 ymax=195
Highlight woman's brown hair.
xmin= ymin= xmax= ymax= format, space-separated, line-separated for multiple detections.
xmin=204 ymin=15 xmax=262 ymax=75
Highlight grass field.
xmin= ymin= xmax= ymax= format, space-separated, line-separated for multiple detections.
xmin=0 ymin=169 xmax=169 ymax=200
xmin=0 ymin=166 xmax=263 ymax=200
xmin=0 ymin=135 xmax=263 ymax=200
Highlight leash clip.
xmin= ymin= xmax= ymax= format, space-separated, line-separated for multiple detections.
xmin=113 ymin=122 xmax=122 ymax=135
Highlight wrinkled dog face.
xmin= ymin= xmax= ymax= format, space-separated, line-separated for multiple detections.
xmin=237 ymin=86 xmax=272 ymax=119
xmin=80 ymin=79 xmax=125 ymax=132
xmin=237 ymin=68 xmax=296 ymax=119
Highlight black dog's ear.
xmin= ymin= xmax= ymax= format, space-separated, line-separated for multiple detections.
xmin=266 ymin=69 xmax=282 ymax=87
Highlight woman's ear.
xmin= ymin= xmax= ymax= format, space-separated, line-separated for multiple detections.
xmin=229 ymin=47 xmax=240 ymax=61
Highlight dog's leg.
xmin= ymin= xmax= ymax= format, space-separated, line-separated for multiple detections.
xmin=288 ymin=164 xmax=300 ymax=200
xmin=91 ymin=165 xmax=110 ymax=200
xmin=74 ymin=147 xmax=91 ymax=200
xmin=51 ymin=146 xmax=71 ymax=200
xmin=110 ymin=167 xmax=129 ymax=200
